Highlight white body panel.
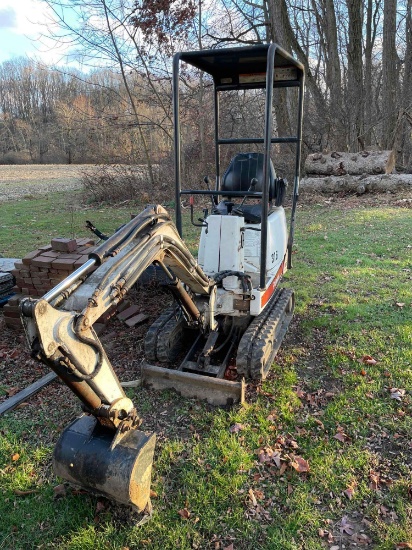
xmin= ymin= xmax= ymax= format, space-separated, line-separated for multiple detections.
xmin=244 ymin=207 xmax=287 ymax=285
xmin=198 ymin=215 xmax=244 ymax=276
xmin=198 ymin=208 xmax=288 ymax=316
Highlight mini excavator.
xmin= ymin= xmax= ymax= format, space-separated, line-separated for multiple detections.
xmin=20 ymin=44 xmax=304 ymax=510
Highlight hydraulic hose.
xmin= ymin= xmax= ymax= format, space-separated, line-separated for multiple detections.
xmin=90 ymin=209 xmax=169 ymax=265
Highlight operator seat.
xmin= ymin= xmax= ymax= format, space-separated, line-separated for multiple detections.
xmin=215 ymin=152 xmax=286 ymax=223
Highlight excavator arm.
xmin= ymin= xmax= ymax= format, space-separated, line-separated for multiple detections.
xmin=19 ymin=205 xmax=214 ymax=510
xmin=21 ymin=205 xmax=213 ymax=429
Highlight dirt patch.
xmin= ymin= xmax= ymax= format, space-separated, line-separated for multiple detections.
xmin=0 ymin=164 xmax=96 ymax=201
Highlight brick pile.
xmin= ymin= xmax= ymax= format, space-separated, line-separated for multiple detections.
xmin=3 ymin=237 xmax=96 ymax=329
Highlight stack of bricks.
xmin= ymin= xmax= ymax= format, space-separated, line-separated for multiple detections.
xmin=3 ymin=237 xmax=96 ymax=329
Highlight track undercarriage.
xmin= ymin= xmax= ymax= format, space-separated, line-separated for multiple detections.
xmin=142 ymin=287 xmax=295 ymax=404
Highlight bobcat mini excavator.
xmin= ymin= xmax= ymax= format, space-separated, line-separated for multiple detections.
xmin=20 ymin=44 xmax=304 ymax=511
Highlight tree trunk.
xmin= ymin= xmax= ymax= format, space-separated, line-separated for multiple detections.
xmin=346 ymin=0 xmax=364 ymax=150
xmin=267 ymin=0 xmax=292 ymax=139
xmin=382 ymin=0 xmax=399 ymax=149
xmin=198 ymin=0 xmax=205 ymax=163
xmin=300 ymin=174 xmax=412 ymax=194
xmin=401 ymin=0 xmax=412 ymax=169
xmin=364 ymin=0 xmax=373 ymax=146
xmin=313 ymin=0 xmax=345 ymax=149
xmin=305 ymin=150 xmax=395 ymax=175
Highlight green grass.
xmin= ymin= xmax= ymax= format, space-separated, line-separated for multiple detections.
xmin=1 ymin=194 xmax=412 ymax=548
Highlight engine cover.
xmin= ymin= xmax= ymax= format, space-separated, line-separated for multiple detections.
xmin=198 ymin=207 xmax=287 ymax=284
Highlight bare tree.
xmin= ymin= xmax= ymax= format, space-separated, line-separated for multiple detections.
xmin=382 ymin=0 xmax=400 ymax=148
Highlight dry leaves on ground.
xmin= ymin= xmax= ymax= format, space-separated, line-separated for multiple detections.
xmin=229 ymin=423 xmax=244 ymax=433
xmin=178 ymin=508 xmax=190 ymax=519
xmin=390 ymin=388 xmax=406 ymax=401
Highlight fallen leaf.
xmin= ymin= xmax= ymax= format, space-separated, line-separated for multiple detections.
xmin=340 ymin=516 xmax=354 ymax=535
xmin=223 ymin=544 xmax=234 ymax=550
xmin=14 ymin=489 xmax=38 ymax=496
xmin=150 ymin=490 xmax=158 ymax=498
xmin=290 ymin=455 xmax=310 ymax=473
xmin=253 ymin=489 xmax=264 ymax=500
xmin=351 ymin=533 xmax=372 ymax=545
xmin=334 ymin=431 xmax=350 ymax=443
xmin=53 ymin=484 xmax=67 ymax=499
xmin=362 ymin=355 xmax=377 ymax=365
xmin=287 ymin=483 xmax=293 ymax=495
xmin=279 ymin=462 xmax=287 ymax=475
xmin=6 ymin=387 xmax=19 ymax=397
xmin=395 ymin=544 xmax=412 ymax=549
xmin=369 ymin=471 xmax=380 ymax=490
xmin=395 ymin=302 xmax=405 ymax=308
xmin=178 ymin=508 xmax=190 ymax=519
xmin=11 ymin=453 xmax=20 ymax=462
xmin=313 ymin=418 xmax=325 ymax=429
xmin=15 ymin=402 xmax=29 ymax=409
xmin=248 ymin=488 xmax=257 ymax=507
xmin=390 ymin=388 xmax=406 ymax=401
xmin=344 ymin=485 xmax=356 ymax=500
xmin=229 ymin=423 xmax=244 ymax=433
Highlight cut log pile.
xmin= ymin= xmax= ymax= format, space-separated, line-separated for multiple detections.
xmin=301 ymin=150 xmax=412 ymax=194
xmin=3 ymin=237 xmax=96 ymax=329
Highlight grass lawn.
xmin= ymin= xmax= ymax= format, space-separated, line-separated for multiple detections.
xmin=0 ymin=192 xmax=411 ymax=549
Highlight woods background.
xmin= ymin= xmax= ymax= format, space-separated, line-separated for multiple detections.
xmin=0 ymin=0 xmax=411 ymax=190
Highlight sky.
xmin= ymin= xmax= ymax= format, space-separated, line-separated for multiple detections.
xmin=0 ymin=0 xmax=72 ymax=65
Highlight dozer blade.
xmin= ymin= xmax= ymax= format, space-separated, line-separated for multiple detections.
xmin=141 ymin=363 xmax=245 ymax=407
xmin=53 ymin=415 xmax=156 ymax=511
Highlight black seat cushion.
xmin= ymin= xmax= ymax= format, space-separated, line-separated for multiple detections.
xmin=221 ymin=152 xmax=276 ymax=201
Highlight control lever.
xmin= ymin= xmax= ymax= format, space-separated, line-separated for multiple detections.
xmin=232 ymin=178 xmax=258 ymax=215
xmin=190 ymin=196 xmax=208 ymax=229
xmin=203 ymin=176 xmax=217 ymax=208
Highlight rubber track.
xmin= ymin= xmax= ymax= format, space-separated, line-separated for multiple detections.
xmin=156 ymin=315 xmax=188 ymax=363
xmin=144 ymin=306 xmax=189 ymax=363
xmin=144 ymin=306 xmax=178 ymax=362
xmin=236 ymin=288 xmax=294 ymax=380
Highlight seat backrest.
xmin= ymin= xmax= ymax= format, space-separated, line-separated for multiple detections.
xmin=221 ymin=152 xmax=276 ymax=201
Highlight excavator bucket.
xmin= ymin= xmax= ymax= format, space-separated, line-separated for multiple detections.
xmin=53 ymin=415 xmax=156 ymax=511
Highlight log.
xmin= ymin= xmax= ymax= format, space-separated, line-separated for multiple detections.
xmin=305 ymin=150 xmax=395 ymax=176
xmin=300 ymin=174 xmax=412 ymax=195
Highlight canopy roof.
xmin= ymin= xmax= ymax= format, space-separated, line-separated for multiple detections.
xmin=177 ymin=44 xmax=304 ymax=90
